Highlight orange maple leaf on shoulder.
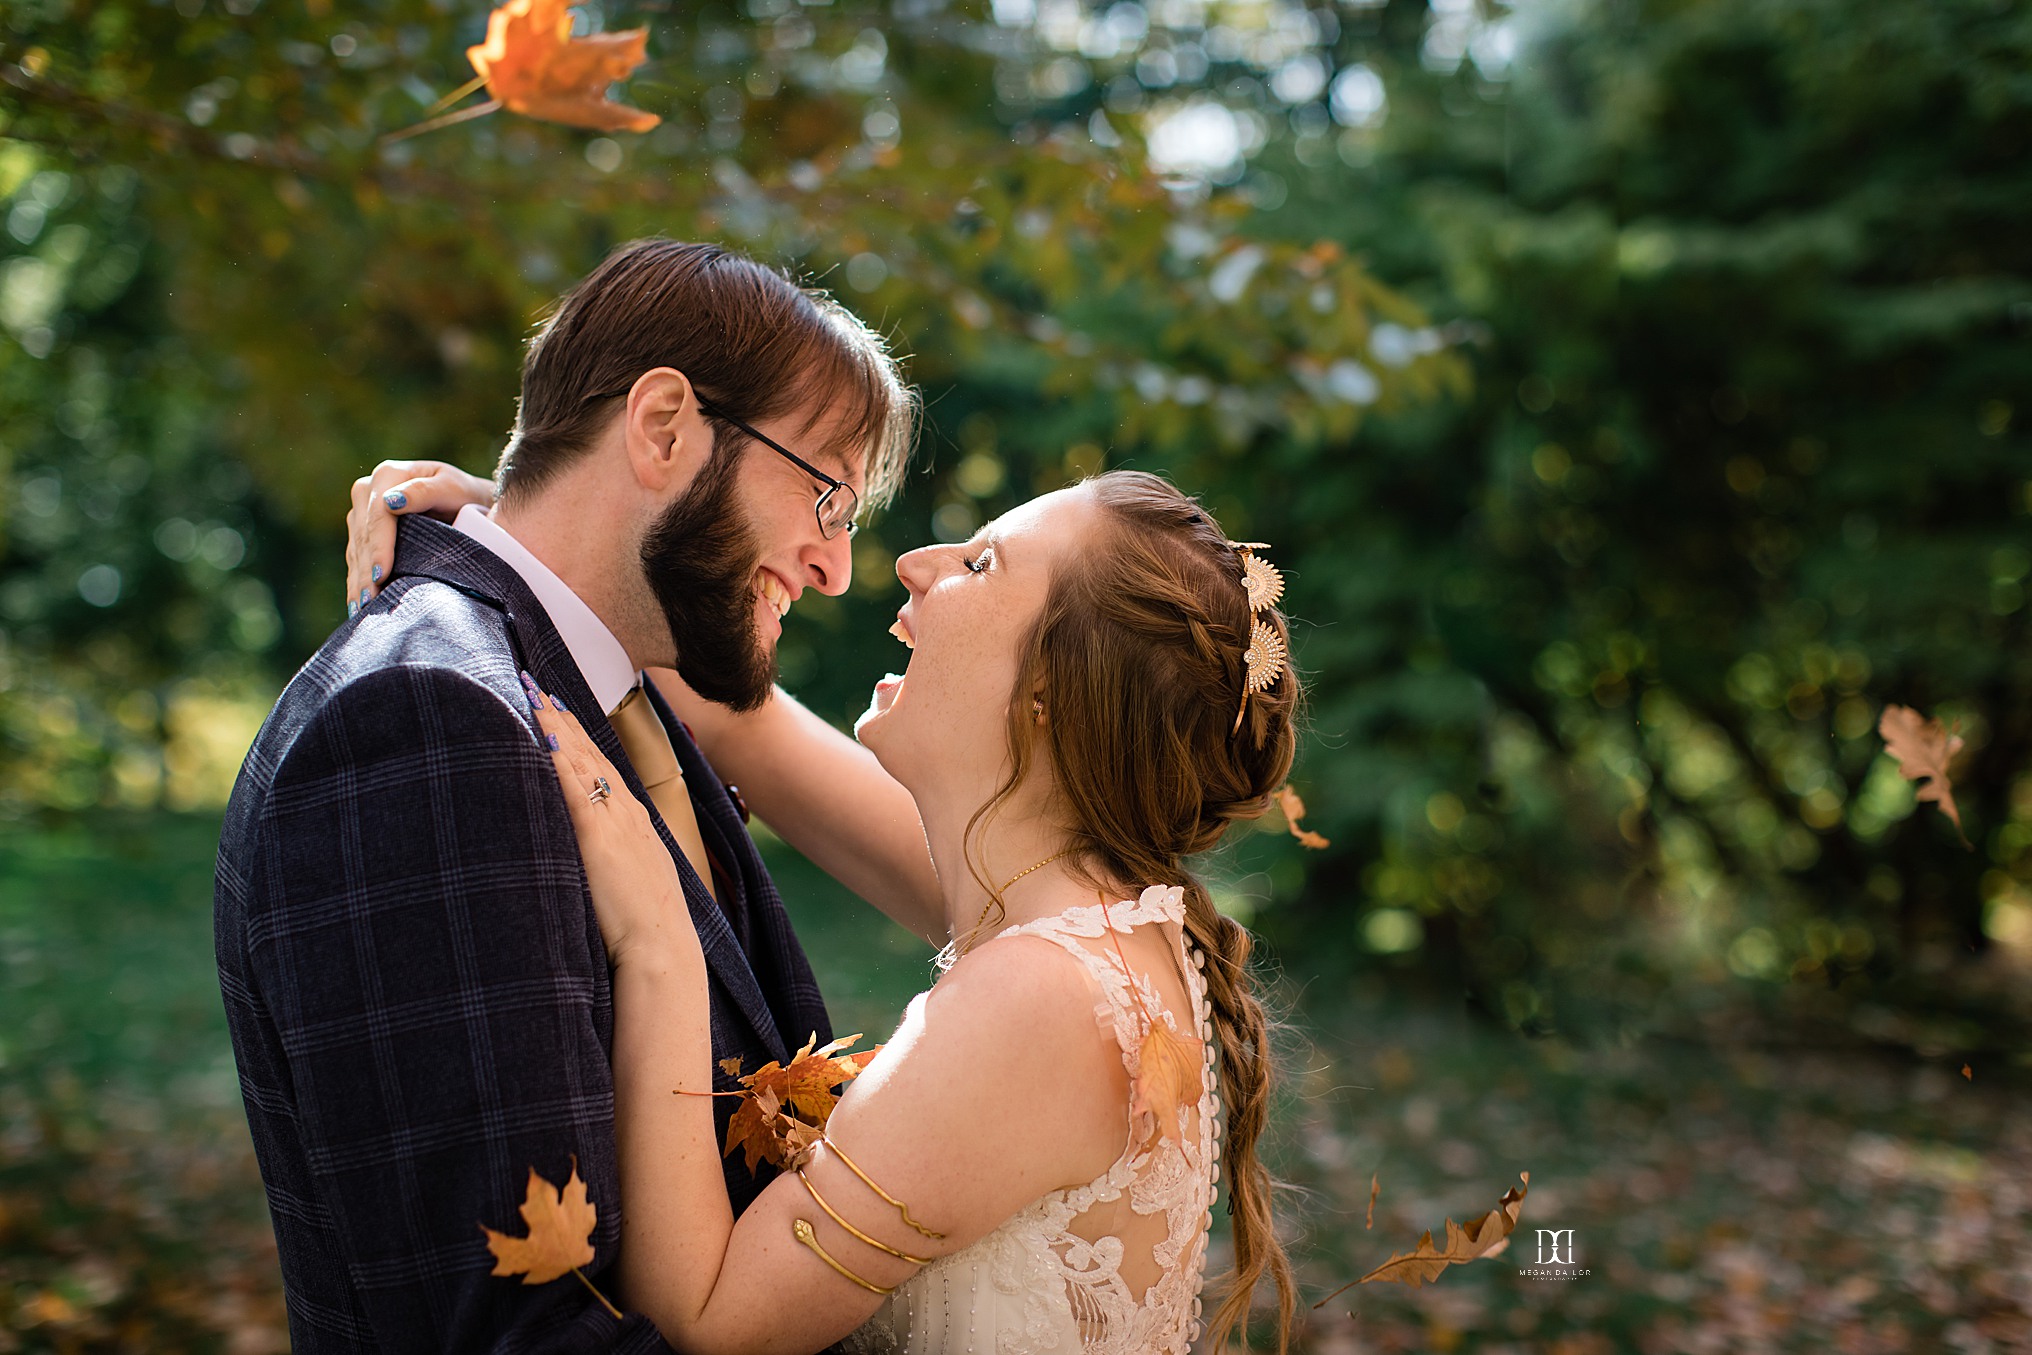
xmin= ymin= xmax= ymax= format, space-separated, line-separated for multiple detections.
xmin=467 ymin=0 xmax=660 ymax=133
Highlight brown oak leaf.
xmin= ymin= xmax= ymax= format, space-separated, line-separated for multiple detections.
xmin=1878 ymin=704 xmax=1970 ymax=845
xmin=466 ymin=0 xmax=661 ymax=133
xmin=1315 ymin=1172 xmax=1529 ymax=1304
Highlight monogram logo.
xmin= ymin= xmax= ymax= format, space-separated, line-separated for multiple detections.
xmin=1536 ymin=1228 xmax=1576 ymax=1266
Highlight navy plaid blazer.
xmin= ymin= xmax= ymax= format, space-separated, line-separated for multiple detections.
xmin=215 ymin=515 xmax=832 ymax=1353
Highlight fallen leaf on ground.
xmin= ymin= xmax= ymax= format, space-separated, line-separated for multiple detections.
xmin=467 ymin=0 xmax=660 ymax=132
xmin=1316 ymin=1172 xmax=1529 ymax=1303
xmin=1878 ymin=704 xmax=1970 ymax=845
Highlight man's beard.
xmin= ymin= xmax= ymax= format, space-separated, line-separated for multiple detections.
xmin=640 ymin=448 xmax=776 ymax=712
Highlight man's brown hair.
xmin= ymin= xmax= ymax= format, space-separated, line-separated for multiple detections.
xmin=498 ymin=238 xmax=914 ymax=509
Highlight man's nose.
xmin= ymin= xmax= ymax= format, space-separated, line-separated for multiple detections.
xmin=806 ymin=528 xmax=855 ymax=596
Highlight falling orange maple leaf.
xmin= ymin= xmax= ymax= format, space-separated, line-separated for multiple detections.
xmin=481 ymin=1159 xmax=621 ymax=1318
xmin=1275 ymin=784 xmax=1331 ymax=850
xmin=1315 ymin=1172 xmax=1529 ymax=1304
xmin=1878 ymin=704 xmax=1970 ymax=846
xmin=1366 ymin=1172 xmax=1379 ymax=1230
xmin=715 ymin=1033 xmax=881 ymax=1173
xmin=466 ymin=0 xmax=661 ymax=132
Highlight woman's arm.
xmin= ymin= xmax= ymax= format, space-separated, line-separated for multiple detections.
xmin=533 ymin=694 xmax=1124 ymax=1355
xmin=342 ymin=459 xmax=942 ymax=941
xmin=617 ymin=936 xmax=1126 ymax=1355
xmin=648 ymin=673 xmax=943 ymax=944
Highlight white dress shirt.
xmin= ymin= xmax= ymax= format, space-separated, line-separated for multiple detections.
xmin=453 ymin=504 xmax=639 ymax=715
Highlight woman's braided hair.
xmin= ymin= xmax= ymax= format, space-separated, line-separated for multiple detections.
xmin=968 ymin=469 xmax=1298 ymax=1352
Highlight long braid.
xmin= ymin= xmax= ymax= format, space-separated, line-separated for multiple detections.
xmin=978 ymin=470 xmax=1300 ymax=1351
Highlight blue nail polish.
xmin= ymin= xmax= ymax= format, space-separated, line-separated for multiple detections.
xmin=371 ymin=564 xmax=383 ymax=583
xmin=348 ymin=600 xmax=359 ymax=618
xmin=384 ymin=490 xmax=408 ymax=510
xmin=358 ymin=587 xmax=370 ymax=607
xmin=550 ymin=696 xmax=568 ymax=715
xmin=544 ymin=733 xmax=560 ymax=751
xmin=519 ymin=671 xmax=545 ymax=710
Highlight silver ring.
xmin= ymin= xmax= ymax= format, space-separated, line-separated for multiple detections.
xmin=587 ymin=776 xmax=613 ymax=804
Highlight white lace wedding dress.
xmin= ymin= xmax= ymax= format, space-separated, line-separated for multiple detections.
xmin=841 ymin=885 xmax=1220 ymax=1355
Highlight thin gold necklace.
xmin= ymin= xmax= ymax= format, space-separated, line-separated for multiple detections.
xmin=944 ymin=847 xmax=1075 ymax=966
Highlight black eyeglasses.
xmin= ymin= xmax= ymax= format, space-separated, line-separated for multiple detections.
xmin=581 ymin=385 xmax=860 ymax=539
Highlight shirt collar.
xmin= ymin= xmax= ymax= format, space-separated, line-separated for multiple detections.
xmin=452 ymin=504 xmax=639 ymax=715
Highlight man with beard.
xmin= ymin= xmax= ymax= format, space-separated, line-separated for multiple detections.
xmin=215 ymin=240 xmax=916 ymax=1354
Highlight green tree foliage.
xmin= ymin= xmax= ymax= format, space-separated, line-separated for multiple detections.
xmin=0 ymin=0 xmax=1451 ymax=810
xmin=1231 ymin=0 xmax=2032 ymax=1047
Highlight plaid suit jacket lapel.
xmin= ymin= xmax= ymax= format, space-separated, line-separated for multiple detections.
xmin=391 ymin=515 xmax=791 ymax=1063
xmin=640 ymin=680 xmax=832 ymax=1058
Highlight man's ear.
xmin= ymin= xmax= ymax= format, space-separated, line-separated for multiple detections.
xmin=621 ymin=367 xmax=712 ymax=493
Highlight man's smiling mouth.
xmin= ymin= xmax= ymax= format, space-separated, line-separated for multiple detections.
xmin=758 ymin=570 xmax=793 ymax=620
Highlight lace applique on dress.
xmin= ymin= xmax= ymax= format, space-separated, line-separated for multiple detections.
xmin=846 ymin=885 xmax=1221 ymax=1355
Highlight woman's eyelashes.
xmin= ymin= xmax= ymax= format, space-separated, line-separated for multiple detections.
xmin=961 ymin=544 xmax=995 ymax=575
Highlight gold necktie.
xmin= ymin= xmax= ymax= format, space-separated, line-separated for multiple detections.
xmin=607 ymin=685 xmax=717 ymax=903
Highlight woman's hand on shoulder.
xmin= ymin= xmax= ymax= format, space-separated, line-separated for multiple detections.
xmin=528 ymin=678 xmax=703 ymax=974
xmin=346 ymin=459 xmax=497 ymax=611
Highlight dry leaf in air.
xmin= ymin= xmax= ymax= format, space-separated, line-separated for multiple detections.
xmin=1275 ymin=784 xmax=1332 ymax=850
xmin=1132 ymin=1017 xmax=1201 ymax=1147
xmin=467 ymin=0 xmax=661 ymax=133
xmin=1366 ymin=1173 xmax=1379 ymax=1230
xmin=1316 ymin=1172 xmax=1529 ymax=1304
xmin=482 ymin=1161 xmax=597 ymax=1285
xmin=1102 ymin=916 xmax=1204 ymax=1146
xmin=1878 ymin=704 xmax=1970 ymax=845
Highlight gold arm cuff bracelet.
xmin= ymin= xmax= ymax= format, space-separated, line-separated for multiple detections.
xmin=793 ymin=1219 xmax=896 ymax=1296
xmin=798 ymin=1168 xmax=934 ymax=1265
xmin=822 ymin=1136 xmax=947 ymax=1242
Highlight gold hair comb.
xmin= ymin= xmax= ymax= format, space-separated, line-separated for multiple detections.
xmin=1229 ymin=542 xmax=1287 ymax=733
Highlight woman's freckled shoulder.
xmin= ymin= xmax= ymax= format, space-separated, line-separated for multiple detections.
xmin=922 ymin=933 xmax=1106 ymax=1046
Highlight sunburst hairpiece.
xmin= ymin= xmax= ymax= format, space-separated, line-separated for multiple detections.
xmin=1229 ymin=542 xmax=1287 ymax=734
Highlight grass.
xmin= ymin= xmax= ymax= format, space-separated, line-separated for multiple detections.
xmin=2 ymin=813 xmax=2027 ymax=1352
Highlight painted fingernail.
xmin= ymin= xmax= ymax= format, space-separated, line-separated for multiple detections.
xmin=358 ymin=587 xmax=370 ymax=607
xmin=348 ymin=600 xmax=359 ymax=618
xmin=519 ymin=670 xmax=546 ymax=709
xmin=549 ymin=695 xmax=568 ymax=715
xmin=384 ymin=490 xmax=408 ymax=510
xmin=544 ymin=733 xmax=560 ymax=751
xmin=371 ymin=564 xmax=383 ymax=583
